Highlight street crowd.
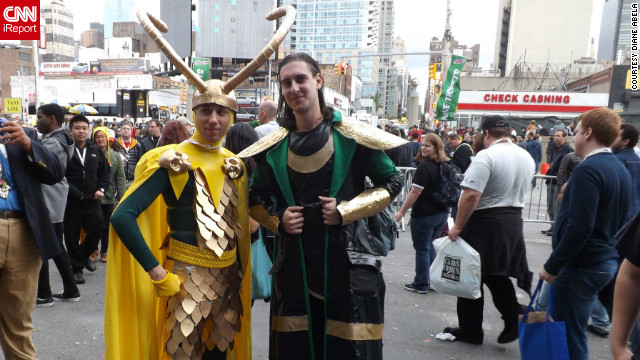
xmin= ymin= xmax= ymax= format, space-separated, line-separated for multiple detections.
xmin=2 ymin=52 xmax=640 ymax=360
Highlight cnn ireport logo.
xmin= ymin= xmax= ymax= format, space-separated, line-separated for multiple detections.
xmin=0 ymin=0 xmax=39 ymax=40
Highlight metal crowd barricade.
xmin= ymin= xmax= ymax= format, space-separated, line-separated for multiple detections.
xmin=524 ymin=174 xmax=556 ymax=224
xmin=392 ymin=166 xmax=417 ymax=232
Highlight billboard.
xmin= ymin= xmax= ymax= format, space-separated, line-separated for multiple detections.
xmin=40 ymin=59 xmax=150 ymax=76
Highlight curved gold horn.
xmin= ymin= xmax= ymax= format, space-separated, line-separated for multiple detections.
xmin=136 ymin=10 xmax=207 ymax=93
xmin=222 ymin=5 xmax=297 ymax=93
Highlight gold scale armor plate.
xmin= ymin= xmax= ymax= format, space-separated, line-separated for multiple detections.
xmin=161 ymin=158 xmax=244 ymax=359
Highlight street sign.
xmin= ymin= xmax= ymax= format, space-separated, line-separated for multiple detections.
xmin=3 ymin=98 xmax=22 ymax=114
xmin=28 ymin=93 xmax=36 ymax=103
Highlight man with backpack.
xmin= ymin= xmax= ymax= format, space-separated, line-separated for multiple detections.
xmin=441 ymin=116 xmax=534 ymax=345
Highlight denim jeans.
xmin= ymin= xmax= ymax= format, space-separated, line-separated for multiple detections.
xmin=590 ymin=299 xmax=610 ymax=331
xmin=534 ymin=281 xmax=550 ymax=311
xmin=409 ymin=212 xmax=448 ymax=291
xmin=553 ymin=259 xmax=617 ymax=360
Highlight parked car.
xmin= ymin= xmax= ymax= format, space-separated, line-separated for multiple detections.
xmin=236 ymin=112 xmax=256 ymax=122
xmin=237 ymin=96 xmax=260 ymax=106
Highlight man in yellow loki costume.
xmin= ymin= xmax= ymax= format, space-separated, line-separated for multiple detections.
xmin=104 ymin=6 xmax=296 ymax=360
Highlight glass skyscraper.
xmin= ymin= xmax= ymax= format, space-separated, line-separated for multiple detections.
xmin=282 ymin=0 xmax=381 ymax=99
xmin=104 ymin=0 xmax=137 ymax=38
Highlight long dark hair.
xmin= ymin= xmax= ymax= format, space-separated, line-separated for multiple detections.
xmin=277 ymin=52 xmax=332 ymax=131
xmin=224 ymin=123 xmax=259 ymax=176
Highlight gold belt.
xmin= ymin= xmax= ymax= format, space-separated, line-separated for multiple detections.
xmin=168 ymin=238 xmax=236 ymax=268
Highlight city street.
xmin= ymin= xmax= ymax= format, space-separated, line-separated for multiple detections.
xmin=25 ymin=216 xmax=614 ymax=360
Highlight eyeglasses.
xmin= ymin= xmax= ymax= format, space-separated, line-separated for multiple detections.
xmin=121 ymin=127 xmax=132 ymax=131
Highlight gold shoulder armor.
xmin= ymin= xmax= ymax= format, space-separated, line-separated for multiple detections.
xmin=158 ymin=149 xmax=192 ymax=174
xmin=236 ymin=126 xmax=289 ymax=158
xmin=335 ymin=119 xmax=408 ymax=150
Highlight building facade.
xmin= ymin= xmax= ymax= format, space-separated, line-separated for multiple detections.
xmin=493 ymin=0 xmax=600 ymax=76
xmin=104 ymin=0 xmax=137 ymax=38
xmin=41 ymin=0 xmax=75 ymax=62
xmin=282 ymin=0 xmax=382 ymax=104
xmin=0 ymin=43 xmax=35 ymax=100
xmin=429 ymin=35 xmax=480 ymax=73
xmin=598 ymin=0 xmax=636 ymax=61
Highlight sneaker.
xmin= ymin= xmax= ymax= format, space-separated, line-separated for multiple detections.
xmin=404 ymin=283 xmax=428 ymax=294
xmin=443 ymin=327 xmax=483 ymax=345
xmin=100 ymin=252 xmax=107 ymax=263
xmin=52 ymin=291 xmax=81 ymax=302
xmin=36 ymin=296 xmax=54 ymax=307
xmin=587 ymin=324 xmax=610 ymax=337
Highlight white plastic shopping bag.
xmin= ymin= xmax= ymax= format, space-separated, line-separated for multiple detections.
xmin=429 ymin=236 xmax=481 ymax=299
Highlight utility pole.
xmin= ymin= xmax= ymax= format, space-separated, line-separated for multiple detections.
xmin=441 ymin=0 xmax=452 ymax=80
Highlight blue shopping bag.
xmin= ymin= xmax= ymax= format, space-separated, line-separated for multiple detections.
xmin=251 ymin=227 xmax=272 ymax=300
xmin=518 ymin=279 xmax=570 ymax=360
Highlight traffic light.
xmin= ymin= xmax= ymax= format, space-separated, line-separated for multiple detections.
xmin=341 ymin=62 xmax=349 ymax=75
xmin=180 ymin=88 xmax=186 ymax=103
xmin=428 ymin=63 xmax=439 ymax=80
xmin=335 ymin=62 xmax=343 ymax=76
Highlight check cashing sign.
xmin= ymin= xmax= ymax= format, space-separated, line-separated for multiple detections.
xmin=435 ymin=55 xmax=468 ymax=122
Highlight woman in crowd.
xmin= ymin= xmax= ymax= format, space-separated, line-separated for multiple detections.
xmin=225 ymin=122 xmax=259 ymax=177
xmin=394 ymin=133 xmax=451 ymax=294
xmin=159 ymin=119 xmax=190 ymax=146
xmin=92 ymin=127 xmax=126 ymax=263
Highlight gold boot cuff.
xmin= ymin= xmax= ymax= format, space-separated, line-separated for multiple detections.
xmin=168 ymin=238 xmax=236 ymax=268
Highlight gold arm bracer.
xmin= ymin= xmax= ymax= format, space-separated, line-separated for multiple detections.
xmin=250 ymin=205 xmax=280 ymax=234
xmin=337 ymin=188 xmax=391 ymax=226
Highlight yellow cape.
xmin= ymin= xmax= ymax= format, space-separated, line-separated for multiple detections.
xmin=104 ymin=142 xmax=251 ymax=360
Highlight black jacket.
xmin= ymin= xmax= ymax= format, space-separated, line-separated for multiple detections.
xmin=9 ymin=128 xmax=65 ymax=260
xmin=66 ymin=140 xmax=109 ymax=202
xmin=140 ymin=135 xmax=161 ymax=156
xmin=451 ymin=142 xmax=473 ymax=173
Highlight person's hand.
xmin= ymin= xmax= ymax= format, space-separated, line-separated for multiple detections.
xmin=319 ymin=196 xmax=341 ymax=225
xmin=94 ymin=190 xmax=104 ymax=200
xmin=448 ymin=225 xmax=461 ymax=242
xmin=150 ymin=268 xmax=181 ymax=297
xmin=393 ymin=212 xmax=404 ymax=222
xmin=0 ymin=121 xmax=32 ymax=153
xmin=611 ymin=346 xmax=633 ymax=360
xmin=282 ymin=206 xmax=304 ymax=234
xmin=539 ymin=267 xmax=557 ymax=284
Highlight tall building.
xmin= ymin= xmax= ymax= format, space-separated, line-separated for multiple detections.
xmin=429 ymin=35 xmax=480 ymax=73
xmin=105 ymin=0 xmax=137 ymax=38
xmin=41 ymin=0 xmax=75 ymax=62
xmin=493 ymin=0 xmax=600 ymax=76
xmin=81 ymin=29 xmax=101 ymax=49
xmin=598 ymin=0 xmax=635 ymax=61
xmin=282 ymin=0 xmax=381 ymax=101
xmin=90 ymin=23 xmax=105 ymax=49
xmin=113 ymin=22 xmax=160 ymax=56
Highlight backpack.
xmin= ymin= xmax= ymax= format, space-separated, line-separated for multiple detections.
xmin=432 ymin=161 xmax=463 ymax=207
xmin=368 ymin=205 xmax=397 ymax=256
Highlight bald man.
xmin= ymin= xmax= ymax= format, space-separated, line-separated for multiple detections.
xmin=255 ymin=100 xmax=279 ymax=138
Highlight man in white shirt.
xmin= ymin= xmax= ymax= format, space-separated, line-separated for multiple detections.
xmin=442 ymin=115 xmax=534 ymax=346
xmin=255 ymin=100 xmax=279 ymax=138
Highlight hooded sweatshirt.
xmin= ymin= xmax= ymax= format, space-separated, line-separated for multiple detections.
xmin=41 ymin=127 xmax=74 ymax=223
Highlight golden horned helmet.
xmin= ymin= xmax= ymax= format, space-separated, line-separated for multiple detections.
xmin=137 ymin=6 xmax=296 ymax=112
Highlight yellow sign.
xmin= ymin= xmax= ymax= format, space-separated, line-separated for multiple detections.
xmin=3 ymin=98 xmax=21 ymax=114
xmin=627 ymin=70 xmax=632 ymax=89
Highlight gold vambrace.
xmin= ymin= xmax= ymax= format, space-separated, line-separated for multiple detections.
xmin=337 ymin=188 xmax=391 ymax=226
xmin=250 ymin=205 xmax=280 ymax=234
